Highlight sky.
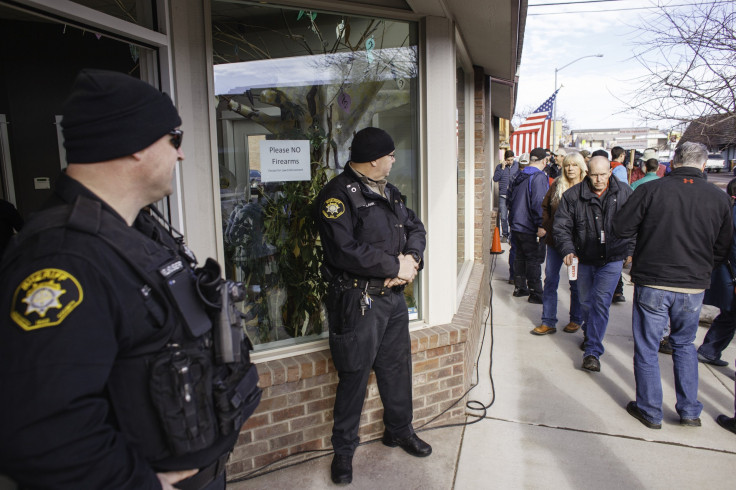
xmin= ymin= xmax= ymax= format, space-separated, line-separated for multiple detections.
xmin=516 ymin=0 xmax=686 ymax=131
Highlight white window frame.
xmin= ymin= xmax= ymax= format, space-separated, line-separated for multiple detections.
xmin=0 ymin=115 xmax=16 ymax=204
xmin=203 ymin=1 xmax=427 ymax=361
xmin=8 ymin=0 xmax=182 ymax=226
xmin=422 ymin=16 xmax=457 ymax=326
xmin=455 ymin=29 xmax=475 ymax=307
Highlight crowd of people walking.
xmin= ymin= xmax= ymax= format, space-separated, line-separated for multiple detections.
xmin=498 ymin=142 xmax=736 ymax=434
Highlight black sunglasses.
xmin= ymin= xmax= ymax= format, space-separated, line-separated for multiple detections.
xmin=169 ymin=129 xmax=183 ymax=149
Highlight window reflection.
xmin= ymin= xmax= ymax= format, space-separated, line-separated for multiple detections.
xmin=211 ymin=4 xmax=419 ymax=348
xmin=73 ymin=0 xmax=155 ymax=30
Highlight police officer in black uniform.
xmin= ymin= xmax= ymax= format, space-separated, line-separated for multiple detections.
xmin=315 ymin=127 xmax=431 ymax=484
xmin=0 ymin=70 xmax=260 ymax=489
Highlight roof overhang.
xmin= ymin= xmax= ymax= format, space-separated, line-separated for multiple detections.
xmin=407 ymin=0 xmax=526 ymax=119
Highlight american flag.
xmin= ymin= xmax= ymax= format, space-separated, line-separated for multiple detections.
xmin=510 ymin=90 xmax=559 ymax=155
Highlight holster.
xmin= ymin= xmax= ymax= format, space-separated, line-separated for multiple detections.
xmin=213 ymin=343 xmax=262 ymax=436
xmin=149 ymin=347 xmax=218 ymax=456
xmin=149 ymin=341 xmax=262 ymax=456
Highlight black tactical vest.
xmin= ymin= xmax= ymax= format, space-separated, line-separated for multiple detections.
xmin=1 ymin=195 xmax=261 ymax=466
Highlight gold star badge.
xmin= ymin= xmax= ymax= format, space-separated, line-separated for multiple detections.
xmin=11 ymin=268 xmax=83 ymax=331
xmin=322 ymin=198 xmax=345 ymax=219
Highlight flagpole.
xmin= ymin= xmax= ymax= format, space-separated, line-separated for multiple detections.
xmin=552 ymin=54 xmax=603 ymax=152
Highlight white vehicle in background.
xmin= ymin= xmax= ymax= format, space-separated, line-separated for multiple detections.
xmin=705 ymin=153 xmax=726 ymax=172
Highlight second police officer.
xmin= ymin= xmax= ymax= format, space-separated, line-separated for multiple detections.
xmin=315 ymin=127 xmax=431 ymax=485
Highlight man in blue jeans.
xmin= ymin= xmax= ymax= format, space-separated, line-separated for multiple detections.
xmin=613 ymin=142 xmax=732 ymax=429
xmin=554 ymin=156 xmax=634 ymax=372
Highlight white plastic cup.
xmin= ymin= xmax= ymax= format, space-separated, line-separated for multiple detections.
xmin=568 ymin=257 xmax=578 ymax=281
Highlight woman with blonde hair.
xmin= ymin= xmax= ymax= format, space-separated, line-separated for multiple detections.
xmin=532 ymin=152 xmax=587 ymax=335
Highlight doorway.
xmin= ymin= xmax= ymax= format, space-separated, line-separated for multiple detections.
xmin=0 ymin=3 xmax=153 ymax=216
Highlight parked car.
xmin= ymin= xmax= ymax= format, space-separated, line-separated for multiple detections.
xmin=705 ymin=153 xmax=726 ymax=172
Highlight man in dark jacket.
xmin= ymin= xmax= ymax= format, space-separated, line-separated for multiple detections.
xmin=554 ymin=156 xmax=634 ymax=372
xmin=612 ymin=141 xmax=732 ymax=430
xmin=0 ymin=70 xmax=262 ymax=490
xmin=508 ymin=147 xmax=549 ymax=303
xmin=494 ymin=150 xmax=519 ymax=242
xmin=545 ymin=149 xmax=564 ymax=181
xmin=315 ymin=127 xmax=430 ymax=484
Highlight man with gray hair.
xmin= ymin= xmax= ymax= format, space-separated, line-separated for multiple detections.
xmin=613 ymin=141 xmax=732 ymax=429
xmin=554 ymin=156 xmax=634 ymax=372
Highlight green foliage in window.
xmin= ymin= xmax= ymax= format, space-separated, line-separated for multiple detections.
xmin=260 ymin=129 xmax=331 ymax=338
xmin=213 ymin=6 xmax=418 ymax=344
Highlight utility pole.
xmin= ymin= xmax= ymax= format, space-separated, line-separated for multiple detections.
xmin=552 ymin=54 xmax=603 ymax=151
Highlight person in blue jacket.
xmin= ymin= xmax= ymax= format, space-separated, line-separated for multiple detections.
xmin=507 ymin=147 xmax=549 ymax=303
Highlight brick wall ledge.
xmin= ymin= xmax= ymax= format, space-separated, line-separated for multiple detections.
xmin=253 ymin=262 xmax=487 ymax=392
xmin=253 ymin=322 xmax=470 ymax=392
xmin=229 ymin=263 xmax=487 ymax=476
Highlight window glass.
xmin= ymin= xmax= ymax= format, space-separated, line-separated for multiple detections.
xmin=211 ymin=2 xmax=420 ymax=349
xmin=456 ymin=66 xmax=466 ymax=274
xmin=73 ymin=0 xmax=155 ymax=30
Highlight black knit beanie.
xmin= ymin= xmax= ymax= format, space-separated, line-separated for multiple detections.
xmin=350 ymin=127 xmax=395 ymax=163
xmin=61 ymin=69 xmax=182 ymax=163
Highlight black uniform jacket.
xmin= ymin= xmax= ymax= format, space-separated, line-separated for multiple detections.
xmin=553 ymin=175 xmax=634 ymax=265
xmin=612 ymin=166 xmax=733 ymax=289
xmin=315 ymin=164 xmax=426 ymax=279
xmin=0 ymin=174 xmax=229 ymax=489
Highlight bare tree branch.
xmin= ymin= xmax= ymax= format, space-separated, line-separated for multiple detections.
xmin=622 ymin=1 xmax=736 ymax=128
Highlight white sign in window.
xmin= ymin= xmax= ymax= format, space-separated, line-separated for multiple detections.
xmin=259 ymin=140 xmax=311 ymax=182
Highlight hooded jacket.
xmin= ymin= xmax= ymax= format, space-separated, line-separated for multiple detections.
xmin=508 ymin=166 xmax=549 ymax=235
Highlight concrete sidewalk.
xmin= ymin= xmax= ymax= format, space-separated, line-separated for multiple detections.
xmin=232 ymin=243 xmax=736 ymax=489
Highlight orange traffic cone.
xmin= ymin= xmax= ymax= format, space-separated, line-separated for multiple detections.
xmin=490 ymin=226 xmax=504 ymax=254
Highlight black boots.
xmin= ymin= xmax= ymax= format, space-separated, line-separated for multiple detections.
xmin=381 ymin=432 xmax=432 ymax=457
xmin=331 ymin=453 xmax=353 ymax=484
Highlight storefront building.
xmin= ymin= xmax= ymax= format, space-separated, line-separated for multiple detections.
xmin=0 ymin=0 xmax=525 ymax=478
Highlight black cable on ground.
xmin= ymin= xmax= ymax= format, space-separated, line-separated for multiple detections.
xmin=228 ymin=255 xmax=499 ymax=483
xmin=415 ymin=254 xmax=497 ymax=431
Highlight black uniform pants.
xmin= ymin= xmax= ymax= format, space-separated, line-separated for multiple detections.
xmin=327 ymin=288 xmax=413 ymax=456
xmin=513 ymin=231 xmax=545 ymax=295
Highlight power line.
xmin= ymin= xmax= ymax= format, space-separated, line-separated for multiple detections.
xmin=529 ymin=0 xmax=628 ymax=6
xmin=528 ymin=0 xmax=732 ymax=16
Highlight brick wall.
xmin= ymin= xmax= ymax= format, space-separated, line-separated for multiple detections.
xmin=474 ymin=66 xmax=492 ymax=260
xmin=227 ymin=264 xmax=489 ymax=479
xmin=458 ymin=67 xmax=467 ymax=267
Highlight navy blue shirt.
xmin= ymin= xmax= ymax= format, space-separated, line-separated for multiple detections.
xmin=493 ymin=161 xmax=520 ymax=197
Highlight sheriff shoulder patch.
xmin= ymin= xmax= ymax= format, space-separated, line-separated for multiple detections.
xmin=322 ymin=198 xmax=345 ymax=219
xmin=11 ymin=268 xmax=83 ymax=331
